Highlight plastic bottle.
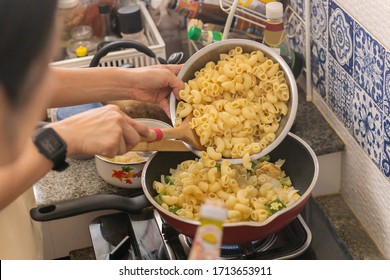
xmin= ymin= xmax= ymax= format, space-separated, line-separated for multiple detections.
xmin=187 ymin=26 xmax=222 ymax=46
xmin=188 ymin=199 xmax=227 ymax=260
xmin=99 ymin=2 xmax=119 ymax=41
xmin=168 ymin=0 xmax=227 ymax=25
xmin=117 ymin=4 xmax=149 ymax=46
xmin=263 ymin=2 xmax=304 ymax=78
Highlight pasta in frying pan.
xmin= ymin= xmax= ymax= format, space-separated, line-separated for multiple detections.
xmin=153 ymin=156 xmax=300 ymax=223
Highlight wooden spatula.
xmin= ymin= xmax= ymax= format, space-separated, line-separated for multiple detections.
xmin=132 ymin=140 xmax=190 ymax=152
xmin=138 ymin=114 xmax=204 ymax=151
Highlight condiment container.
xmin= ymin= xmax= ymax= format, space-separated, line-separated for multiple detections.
xmin=187 ymin=26 xmax=222 ymax=46
xmin=188 ymin=199 xmax=227 ymax=260
xmin=117 ymin=4 xmax=149 ymax=46
xmin=66 ymin=25 xmax=99 ymax=58
xmin=263 ymin=2 xmax=304 ymax=78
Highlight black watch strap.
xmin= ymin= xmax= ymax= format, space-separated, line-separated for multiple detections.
xmin=33 ymin=127 xmax=69 ymax=171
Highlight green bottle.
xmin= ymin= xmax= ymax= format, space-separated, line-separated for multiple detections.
xmin=188 ymin=26 xmax=222 ymax=46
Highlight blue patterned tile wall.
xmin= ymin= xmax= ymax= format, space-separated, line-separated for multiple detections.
xmin=289 ymin=0 xmax=390 ymax=180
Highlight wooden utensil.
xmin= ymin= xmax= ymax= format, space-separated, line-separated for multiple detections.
xmin=132 ymin=140 xmax=190 ymax=152
xmin=139 ymin=114 xmax=204 ymax=151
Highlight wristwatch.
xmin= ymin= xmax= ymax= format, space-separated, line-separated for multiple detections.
xmin=33 ymin=127 xmax=69 ymax=171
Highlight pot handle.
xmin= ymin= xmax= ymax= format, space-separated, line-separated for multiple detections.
xmin=89 ymin=40 xmax=161 ymax=67
xmin=30 ymin=194 xmax=151 ymax=221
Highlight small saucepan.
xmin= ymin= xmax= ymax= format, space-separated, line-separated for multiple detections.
xmin=30 ymin=133 xmax=318 ymax=245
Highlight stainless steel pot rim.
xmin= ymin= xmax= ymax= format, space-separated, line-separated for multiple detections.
xmin=95 ymin=118 xmax=171 ymax=165
xmin=141 ymin=132 xmax=319 ymax=228
xmin=169 ymin=39 xmax=298 ymax=164
xmin=95 ymin=154 xmax=150 ymax=165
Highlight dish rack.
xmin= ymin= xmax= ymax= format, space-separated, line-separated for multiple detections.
xmin=189 ymin=0 xmax=312 ymax=101
xmin=51 ymin=1 xmax=166 ymax=69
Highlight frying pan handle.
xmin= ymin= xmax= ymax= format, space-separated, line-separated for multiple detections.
xmin=30 ymin=194 xmax=151 ymax=221
xmin=89 ymin=40 xmax=165 ymax=67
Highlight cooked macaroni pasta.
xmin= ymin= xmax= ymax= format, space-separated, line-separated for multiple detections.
xmin=176 ymin=47 xmax=290 ymax=164
xmin=106 ymin=151 xmax=146 ymax=163
xmin=153 ymin=156 xmax=300 ymax=223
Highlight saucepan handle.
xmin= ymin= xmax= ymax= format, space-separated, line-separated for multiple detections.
xmin=30 ymin=194 xmax=151 ymax=221
xmin=89 ymin=40 xmax=159 ymax=67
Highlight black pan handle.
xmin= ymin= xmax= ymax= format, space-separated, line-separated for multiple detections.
xmin=89 ymin=40 xmax=161 ymax=67
xmin=30 ymin=194 xmax=151 ymax=221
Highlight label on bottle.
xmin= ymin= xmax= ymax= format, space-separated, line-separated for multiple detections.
xmin=188 ymin=223 xmax=222 ymax=260
xmin=205 ymin=31 xmax=222 ymax=45
xmin=263 ymin=22 xmax=285 ymax=47
xmin=175 ymin=0 xmax=199 ymax=18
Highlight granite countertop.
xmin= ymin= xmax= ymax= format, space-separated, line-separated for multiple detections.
xmin=34 ymin=89 xmax=345 ymax=206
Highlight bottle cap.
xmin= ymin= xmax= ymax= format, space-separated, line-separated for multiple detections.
xmin=188 ymin=26 xmax=202 ymax=41
xmin=98 ymin=2 xmax=110 ymax=14
xmin=58 ymin=0 xmax=79 ymax=9
xmin=117 ymin=5 xmax=143 ymax=34
xmin=265 ymin=2 xmax=283 ymax=20
xmin=199 ymin=199 xmax=227 ymax=221
xmin=76 ymin=45 xmax=88 ymax=57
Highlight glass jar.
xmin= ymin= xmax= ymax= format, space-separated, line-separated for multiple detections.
xmin=57 ymin=0 xmax=86 ymax=42
xmin=66 ymin=25 xmax=100 ymax=58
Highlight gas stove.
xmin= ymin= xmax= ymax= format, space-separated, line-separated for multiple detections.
xmin=89 ymin=196 xmax=353 ymax=260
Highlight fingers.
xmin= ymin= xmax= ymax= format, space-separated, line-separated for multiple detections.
xmin=127 ymin=118 xmax=151 ymax=138
xmin=54 ymin=104 xmax=154 ymax=157
xmin=163 ymin=64 xmax=183 ymax=75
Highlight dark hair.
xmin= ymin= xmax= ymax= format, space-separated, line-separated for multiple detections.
xmin=0 ymin=0 xmax=58 ymax=107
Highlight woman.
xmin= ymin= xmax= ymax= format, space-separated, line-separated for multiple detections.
xmin=0 ymin=0 xmax=183 ymax=259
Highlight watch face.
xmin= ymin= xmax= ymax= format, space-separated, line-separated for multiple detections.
xmin=40 ymin=134 xmax=63 ymax=153
xmin=34 ymin=127 xmax=68 ymax=171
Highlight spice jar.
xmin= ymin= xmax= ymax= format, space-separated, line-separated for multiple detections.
xmin=117 ymin=4 xmax=149 ymax=46
xmin=187 ymin=26 xmax=222 ymax=46
xmin=57 ymin=0 xmax=86 ymax=42
xmin=66 ymin=25 xmax=100 ymax=58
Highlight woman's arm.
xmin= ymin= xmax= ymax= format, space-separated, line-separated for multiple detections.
xmin=0 ymin=104 xmax=152 ymax=210
xmin=0 ymin=140 xmax=53 ymax=210
xmin=48 ymin=65 xmax=184 ymax=115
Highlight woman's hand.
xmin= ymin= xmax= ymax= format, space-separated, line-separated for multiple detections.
xmin=124 ymin=64 xmax=184 ymax=116
xmin=48 ymin=105 xmax=150 ymax=158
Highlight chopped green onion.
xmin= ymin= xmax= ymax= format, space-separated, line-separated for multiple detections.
xmin=154 ymin=194 xmax=163 ymax=205
xmin=279 ymin=176 xmax=292 ymax=187
xmin=164 ymin=176 xmax=173 ymax=185
xmin=259 ymin=155 xmax=271 ymax=162
xmin=168 ymin=206 xmax=181 ymax=215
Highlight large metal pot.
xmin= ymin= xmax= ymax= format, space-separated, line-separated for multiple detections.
xmin=169 ymin=39 xmax=298 ymax=164
xmin=30 ymin=133 xmax=318 ymax=245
